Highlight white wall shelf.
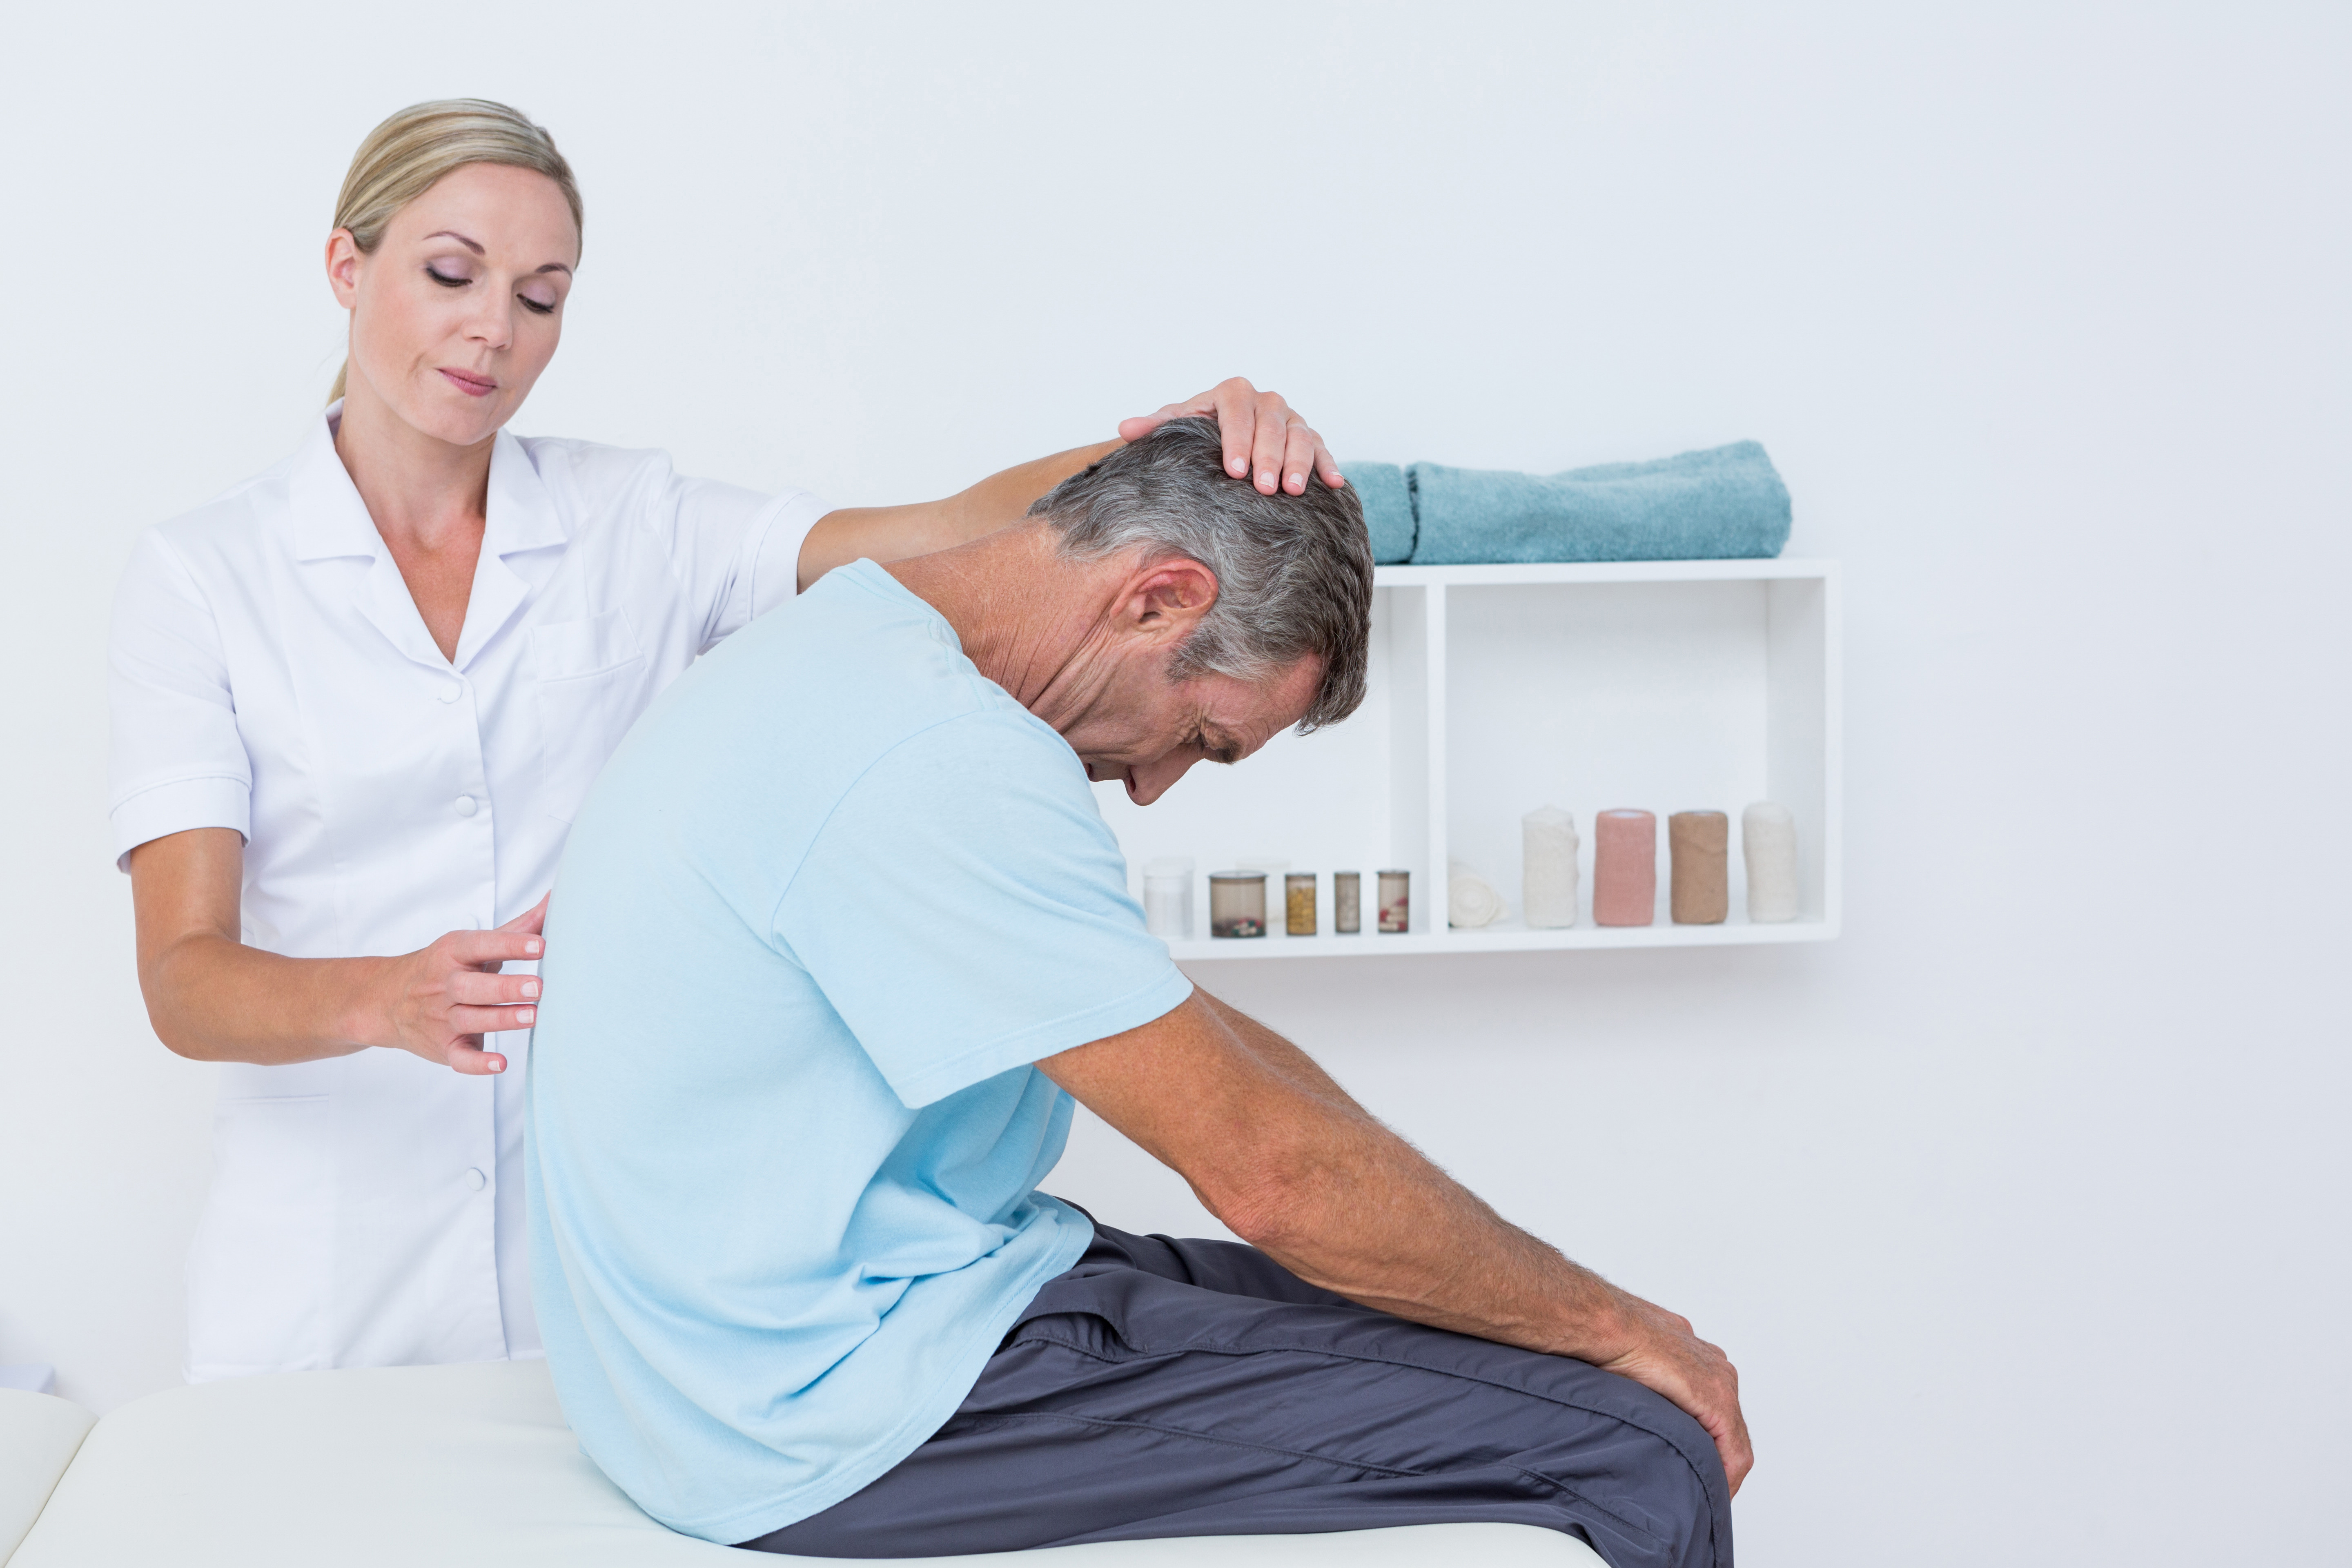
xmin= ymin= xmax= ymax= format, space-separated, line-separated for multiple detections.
xmin=1095 ymin=558 xmax=1842 ymax=960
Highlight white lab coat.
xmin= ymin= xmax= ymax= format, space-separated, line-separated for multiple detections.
xmin=108 ymin=406 xmax=827 ymax=1382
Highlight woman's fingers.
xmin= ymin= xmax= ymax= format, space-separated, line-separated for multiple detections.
xmin=443 ymin=1036 xmax=508 ymax=1076
xmin=447 ymin=970 xmax=540 ymax=1010
xmin=449 ymin=1003 xmax=535 ymax=1036
xmin=1118 ymin=378 xmax=1342 ymax=494
xmin=449 ymin=926 xmax=546 ymax=969
xmin=1280 ymin=421 xmax=1323 ymax=496
xmin=500 ymin=892 xmax=551 ymax=935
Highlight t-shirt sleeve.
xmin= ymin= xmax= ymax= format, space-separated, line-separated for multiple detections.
xmin=108 ymin=531 xmax=251 ymax=871
xmin=647 ymin=466 xmax=831 ymax=653
xmin=772 ymin=708 xmax=1193 ymax=1109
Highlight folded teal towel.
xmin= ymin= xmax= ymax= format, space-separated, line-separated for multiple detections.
xmin=1407 ymin=441 xmax=1790 ymax=565
xmin=1339 ymin=460 xmax=1417 ymax=564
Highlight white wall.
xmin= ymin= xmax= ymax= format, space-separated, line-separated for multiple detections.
xmin=3 ymin=4 xmax=2345 ymax=1563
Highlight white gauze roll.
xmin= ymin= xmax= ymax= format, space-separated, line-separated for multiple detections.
xmin=1448 ymin=860 xmax=1506 ymax=928
xmin=1742 ymin=801 xmax=1800 ymax=922
xmin=1522 ymin=806 xmax=1579 ymax=928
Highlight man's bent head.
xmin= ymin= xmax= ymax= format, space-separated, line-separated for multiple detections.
xmin=1026 ymin=417 xmax=1372 ymax=803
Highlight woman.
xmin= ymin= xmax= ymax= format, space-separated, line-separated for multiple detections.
xmin=113 ymin=99 xmax=1341 ymax=1384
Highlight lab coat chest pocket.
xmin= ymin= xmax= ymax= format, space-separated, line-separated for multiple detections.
xmin=531 ymin=608 xmax=648 ymax=823
xmin=186 ymin=1095 xmax=332 ymax=1378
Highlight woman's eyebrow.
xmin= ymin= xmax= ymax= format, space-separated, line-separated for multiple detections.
xmin=421 ymin=229 xmax=571 ymax=276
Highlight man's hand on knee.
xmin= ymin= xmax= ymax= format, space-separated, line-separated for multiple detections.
xmin=1587 ymin=1287 xmax=1753 ymax=1495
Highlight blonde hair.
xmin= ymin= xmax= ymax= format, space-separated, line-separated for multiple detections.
xmin=327 ymin=99 xmax=584 ymax=404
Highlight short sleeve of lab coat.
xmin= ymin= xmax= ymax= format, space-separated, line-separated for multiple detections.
xmin=108 ymin=530 xmax=250 ymax=871
xmin=644 ymin=467 xmax=831 ymax=653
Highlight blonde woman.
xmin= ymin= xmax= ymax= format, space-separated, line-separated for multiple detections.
xmin=112 ymin=99 xmax=1342 ymax=1384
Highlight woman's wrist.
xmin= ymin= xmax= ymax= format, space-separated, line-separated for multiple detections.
xmin=331 ymin=955 xmax=402 ymax=1054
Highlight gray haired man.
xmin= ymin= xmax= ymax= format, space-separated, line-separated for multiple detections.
xmin=527 ymin=419 xmax=1747 ymax=1566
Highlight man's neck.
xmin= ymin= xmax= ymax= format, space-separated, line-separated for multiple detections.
xmin=884 ymin=525 xmax=1119 ymax=733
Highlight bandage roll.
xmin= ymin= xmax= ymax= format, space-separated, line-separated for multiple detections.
xmin=1592 ymin=809 xmax=1657 ymax=927
xmin=1668 ymin=811 xmax=1729 ymax=925
xmin=1522 ymin=806 xmax=1579 ymax=929
xmin=1742 ymin=801 xmax=1800 ymax=922
xmin=1448 ymin=860 xmax=1506 ymax=928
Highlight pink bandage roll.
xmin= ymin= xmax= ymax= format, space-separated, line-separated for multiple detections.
xmin=1592 ymin=809 xmax=1657 ymax=927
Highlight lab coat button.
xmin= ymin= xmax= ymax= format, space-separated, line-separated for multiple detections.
xmin=454 ymin=795 xmax=477 ymax=817
xmin=437 ymin=682 xmax=461 ymax=704
xmin=463 ymin=1168 xmax=486 ymax=1192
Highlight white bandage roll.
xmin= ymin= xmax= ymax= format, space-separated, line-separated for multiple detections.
xmin=1522 ymin=806 xmax=1579 ymax=928
xmin=1742 ymin=802 xmax=1800 ymax=922
xmin=1448 ymin=860 xmax=1506 ymax=928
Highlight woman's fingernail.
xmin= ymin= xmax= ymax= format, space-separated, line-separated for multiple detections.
xmin=525 ymin=939 xmax=543 ymax=956
xmin=517 ymin=1007 xmax=536 ymax=1024
xmin=1287 ymin=472 xmax=1303 ymax=490
xmin=1229 ymin=459 xmax=1247 ymax=476
xmin=522 ymin=980 xmax=541 ymax=998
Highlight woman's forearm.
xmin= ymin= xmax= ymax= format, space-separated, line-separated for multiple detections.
xmin=143 ymin=932 xmax=388 ymax=1065
xmin=795 ymin=440 xmax=1121 ymax=590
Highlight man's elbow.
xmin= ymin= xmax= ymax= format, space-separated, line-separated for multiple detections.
xmin=1201 ymin=1148 xmax=1330 ymax=1258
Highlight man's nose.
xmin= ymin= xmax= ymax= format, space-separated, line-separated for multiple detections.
xmin=1124 ymin=753 xmax=1203 ymax=807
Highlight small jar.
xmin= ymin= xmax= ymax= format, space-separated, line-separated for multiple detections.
xmin=1333 ymin=871 xmax=1362 ymax=934
xmin=1285 ymin=872 xmax=1317 ymax=936
xmin=1142 ymin=856 xmax=1194 ymax=940
xmin=1208 ymin=871 xmax=1269 ymax=938
xmin=1377 ymin=869 xmax=1411 ymax=933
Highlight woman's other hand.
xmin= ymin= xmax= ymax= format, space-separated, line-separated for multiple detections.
xmin=131 ymin=826 xmax=550 ymax=1076
xmin=1118 ymin=377 xmax=1346 ymax=498
xmin=375 ymin=894 xmax=549 ymax=1075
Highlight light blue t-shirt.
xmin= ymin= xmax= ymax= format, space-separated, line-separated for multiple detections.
xmin=526 ymin=560 xmax=1193 ymax=1544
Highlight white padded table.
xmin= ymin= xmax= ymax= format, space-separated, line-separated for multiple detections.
xmin=2 ymin=1361 xmax=1595 ymax=1566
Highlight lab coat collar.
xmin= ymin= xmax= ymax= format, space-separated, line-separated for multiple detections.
xmin=285 ymin=404 xmax=568 ymax=673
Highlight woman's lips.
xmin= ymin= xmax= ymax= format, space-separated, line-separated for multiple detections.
xmin=439 ymin=368 xmax=498 ymax=397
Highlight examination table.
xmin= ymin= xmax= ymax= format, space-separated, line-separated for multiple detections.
xmin=1 ymin=1361 xmax=1595 ymax=1565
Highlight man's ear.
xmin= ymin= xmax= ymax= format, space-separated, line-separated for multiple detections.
xmin=1120 ymin=558 xmax=1219 ymax=647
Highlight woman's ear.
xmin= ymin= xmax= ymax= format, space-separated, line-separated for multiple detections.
xmin=325 ymin=229 xmax=363 ymax=309
xmin=1122 ymin=559 xmax=1220 ymax=645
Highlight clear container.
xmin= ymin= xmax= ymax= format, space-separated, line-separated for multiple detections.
xmin=1377 ymin=869 xmax=1411 ymax=933
xmin=1141 ymin=856 xmax=1194 ymax=940
xmin=1333 ymin=871 xmax=1362 ymax=934
xmin=1208 ymin=871 xmax=1269 ymax=938
xmin=1285 ymin=872 xmax=1317 ymax=936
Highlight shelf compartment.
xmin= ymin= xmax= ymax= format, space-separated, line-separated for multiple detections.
xmin=1099 ymin=560 xmax=1839 ymax=960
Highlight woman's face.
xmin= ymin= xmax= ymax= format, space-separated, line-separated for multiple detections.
xmin=327 ymin=162 xmax=579 ymax=448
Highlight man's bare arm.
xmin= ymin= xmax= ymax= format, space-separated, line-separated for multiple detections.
xmin=1039 ymin=991 xmax=1754 ymax=1492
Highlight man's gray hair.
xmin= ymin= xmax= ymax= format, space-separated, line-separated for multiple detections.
xmin=1027 ymin=417 xmax=1373 ymax=732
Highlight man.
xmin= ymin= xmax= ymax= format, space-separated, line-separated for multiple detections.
xmin=527 ymin=418 xmax=1749 ymax=1566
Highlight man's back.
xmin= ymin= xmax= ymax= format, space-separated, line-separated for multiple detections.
xmin=525 ymin=560 xmax=1191 ymax=1546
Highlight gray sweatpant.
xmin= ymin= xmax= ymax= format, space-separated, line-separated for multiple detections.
xmin=739 ymin=1218 xmax=1730 ymax=1565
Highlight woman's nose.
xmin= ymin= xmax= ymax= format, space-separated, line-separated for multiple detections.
xmin=464 ymin=292 xmax=514 ymax=352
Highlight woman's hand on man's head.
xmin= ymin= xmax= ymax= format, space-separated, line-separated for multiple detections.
xmin=1118 ymin=378 xmax=1345 ymax=499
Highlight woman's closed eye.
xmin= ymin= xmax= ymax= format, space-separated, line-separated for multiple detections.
xmin=427 ymin=264 xmax=556 ymax=315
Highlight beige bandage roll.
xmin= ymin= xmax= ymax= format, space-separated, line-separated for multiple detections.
xmin=1668 ymin=811 xmax=1729 ymax=924
xmin=1522 ymin=806 xmax=1579 ymax=929
xmin=1742 ymin=801 xmax=1800 ymax=922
